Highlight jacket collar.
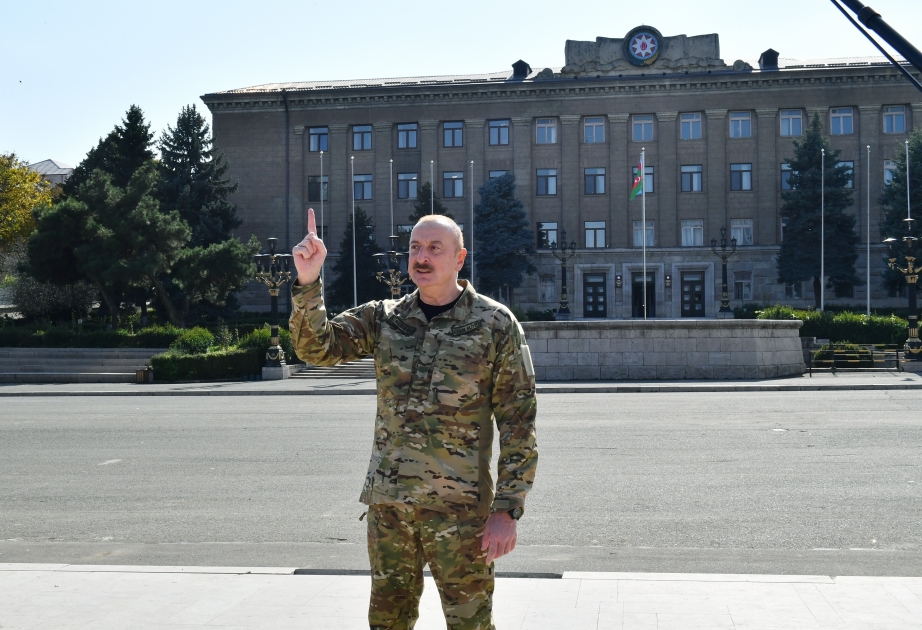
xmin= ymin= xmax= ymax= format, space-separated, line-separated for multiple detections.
xmin=397 ymin=280 xmax=477 ymax=324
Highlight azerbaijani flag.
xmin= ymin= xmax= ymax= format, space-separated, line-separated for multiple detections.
xmin=630 ymin=162 xmax=643 ymax=199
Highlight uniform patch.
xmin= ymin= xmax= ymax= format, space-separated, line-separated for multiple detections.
xmin=520 ymin=344 xmax=535 ymax=378
xmin=384 ymin=314 xmax=415 ymax=336
xmin=450 ymin=321 xmax=482 ymax=336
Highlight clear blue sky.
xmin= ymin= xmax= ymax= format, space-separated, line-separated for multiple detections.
xmin=3 ymin=0 xmax=921 ymax=167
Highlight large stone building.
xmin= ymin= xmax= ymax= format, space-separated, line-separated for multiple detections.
xmin=201 ymin=26 xmax=921 ymax=317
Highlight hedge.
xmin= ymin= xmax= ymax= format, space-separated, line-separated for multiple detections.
xmin=757 ymin=305 xmax=908 ymax=345
xmin=237 ymin=326 xmax=303 ymax=365
xmin=0 ymin=325 xmax=182 ymax=348
xmin=151 ymin=348 xmax=261 ymax=382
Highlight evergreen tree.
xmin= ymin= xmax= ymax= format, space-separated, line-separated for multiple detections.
xmin=777 ymin=113 xmax=860 ymax=307
xmin=328 ymin=206 xmax=387 ymax=311
xmin=409 ymin=181 xmax=451 ymax=223
xmin=878 ymin=129 xmax=922 ymax=296
xmin=473 ymin=173 xmax=535 ymax=302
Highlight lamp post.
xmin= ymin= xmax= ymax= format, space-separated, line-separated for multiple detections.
xmin=373 ymin=235 xmax=408 ymax=298
xmin=551 ymin=230 xmax=577 ymax=320
xmin=253 ymin=237 xmax=293 ymax=379
xmin=711 ymin=226 xmax=738 ymax=316
xmin=884 ymin=223 xmax=920 ymax=360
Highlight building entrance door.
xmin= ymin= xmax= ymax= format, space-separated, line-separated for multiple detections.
xmin=681 ymin=272 xmax=705 ymax=317
xmin=631 ymin=272 xmax=655 ymax=318
xmin=583 ymin=274 xmax=606 ymax=318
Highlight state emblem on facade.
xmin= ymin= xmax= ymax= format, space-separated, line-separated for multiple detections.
xmin=624 ymin=26 xmax=664 ymax=67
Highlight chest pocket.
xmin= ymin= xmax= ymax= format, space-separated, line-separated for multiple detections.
xmin=376 ymin=315 xmax=419 ymax=400
xmin=427 ymin=321 xmax=493 ymax=411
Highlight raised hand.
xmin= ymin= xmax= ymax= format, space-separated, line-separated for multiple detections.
xmin=292 ymin=208 xmax=327 ymax=286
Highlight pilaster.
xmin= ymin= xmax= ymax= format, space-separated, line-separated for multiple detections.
xmin=465 ymin=120 xmax=486 ymax=224
xmin=511 ymin=117 xmax=533 ymax=222
xmin=419 ymin=120 xmax=439 ymax=193
xmin=705 ymin=109 xmax=728 ymax=239
xmin=327 ymin=124 xmax=350 ymax=255
xmin=859 ymin=105 xmax=882 ymax=242
xmin=373 ymin=123 xmax=394 ymax=239
xmin=755 ymin=109 xmax=778 ymax=244
xmin=655 ymin=112 xmax=678 ymax=249
xmin=608 ymin=114 xmax=630 ymax=247
xmin=560 ymin=115 xmax=582 ymax=240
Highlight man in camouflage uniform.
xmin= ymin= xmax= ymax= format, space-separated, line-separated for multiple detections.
xmin=290 ymin=210 xmax=538 ymax=630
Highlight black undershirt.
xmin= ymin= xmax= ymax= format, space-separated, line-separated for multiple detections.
xmin=418 ymin=293 xmax=462 ymax=322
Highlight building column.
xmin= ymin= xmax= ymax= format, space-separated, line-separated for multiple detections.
xmin=464 ymin=119 xmax=485 ymax=236
xmin=293 ymin=126 xmax=306 ymax=240
xmin=511 ymin=117 xmax=533 ymax=205
xmin=607 ymin=113 xmax=630 ymax=247
xmin=419 ymin=120 xmax=439 ymax=195
xmin=560 ymin=115 xmax=582 ymax=242
xmin=373 ymin=122 xmax=393 ymax=240
xmin=755 ymin=109 xmax=777 ymax=244
xmin=327 ymin=123 xmax=350 ymax=258
xmin=655 ymin=112 xmax=678 ymax=248
xmin=858 ymin=106 xmax=880 ymax=246
xmin=705 ymin=109 xmax=728 ymax=239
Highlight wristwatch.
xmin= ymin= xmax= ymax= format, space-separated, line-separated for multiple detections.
xmin=507 ymin=507 xmax=524 ymax=520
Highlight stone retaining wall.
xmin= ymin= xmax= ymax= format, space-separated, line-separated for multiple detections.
xmin=521 ymin=320 xmax=804 ymax=380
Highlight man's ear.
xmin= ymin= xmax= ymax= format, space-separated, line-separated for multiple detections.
xmin=455 ymin=247 xmax=468 ymax=271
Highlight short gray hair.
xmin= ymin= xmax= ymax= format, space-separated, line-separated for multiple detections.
xmin=412 ymin=215 xmax=464 ymax=251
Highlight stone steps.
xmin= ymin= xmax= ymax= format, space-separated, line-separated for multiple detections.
xmin=0 ymin=348 xmax=166 ymax=383
xmin=291 ymin=357 xmax=375 ymax=379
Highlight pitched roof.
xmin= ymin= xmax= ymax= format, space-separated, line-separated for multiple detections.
xmin=27 ymin=159 xmax=74 ymax=176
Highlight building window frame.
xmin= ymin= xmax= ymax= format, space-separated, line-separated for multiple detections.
xmin=840 ymin=161 xmax=855 ymax=189
xmin=731 ymin=219 xmax=754 ymax=246
xmin=883 ymin=105 xmax=906 ymax=134
xmin=785 ymin=281 xmax=803 ymax=299
xmin=780 ymin=110 xmax=803 ymax=137
xmin=309 ymin=127 xmax=329 ymax=152
xmin=537 ymin=222 xmax=558 ymax=249
xmin=734 ymin=271 xmax=753 ymax=301
xmin=443 ymin=171 xmax=464 ymax=198
xmin=397 ymin=172 xmax=418 ymax=199
xmin=781 ymin=163 xmax=794 ymax=190
xmin=584 ymin=221 xmax=606 ymax=248
xmin=443 ymin=121 xmax=464 ymax=147
xmin=536 ymin=168 xmax=558 ymax=196
xmin=729 ymin=111 xmax=752 ymax=138
xmin=885 ymin=159 xmax=897 ymax=185
xmin=680 ymin=112 xmax=702 ymax=140
xmin=633 ymin=220 xmax=654 ymax=247
xmin=536 ymin=118 xmax=558 ymax=144
xmin=353 ymin=174 xmax=373 ymax=200
xmin=397 ymin=123 xmax=418 ymax=149
xmin=632 ymin=114 xmax=654 ymax=142
xmin=584 ymin=168 xmax=605 ymax=195
xmin=488 ymin=119 xmax=510 ymax=146
xmin=830 ymin=107 xmax=854 ymax=135
xmin=680 ymin=164 xmax=703 ymax=192
xmin=488 ymin=170 xmax=509 ymax=179
xmin=584 ymin=117 xmax=605 ymax=143
xmin=681 ymin=219 xmax=704 ymax=247
xmin=308 ymin=175 xmax=328 ymax=202
xmin=730 ymin=163 xmax=753 ymax=191
xmin=352 ymin=124 xmax=372 ymax=151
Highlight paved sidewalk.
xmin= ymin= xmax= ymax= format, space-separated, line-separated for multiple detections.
xmin=1 ymin=564 xmax=920 ymax=629
xmin=1 ymin=370 xmax=921 ymax=396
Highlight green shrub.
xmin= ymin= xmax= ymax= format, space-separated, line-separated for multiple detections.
xmin=237 ymin=325 xmax=303 ymax=365
xmin=0 ymin=324 xmax=181 ymax=348
xmin=732 ymin=303 xmax=766 ymax=319
xmin=525 ymin=308 xmax=556 ymax=322
xmin=757 ymin=305 xmax=908 ymax=345
xmin=169 ymin=327 xmax=214 ymax=354
xmin=151 ymin=348 xmax=261 ymax=382
xmin=510 ymin=306 xmax=527 ymax=322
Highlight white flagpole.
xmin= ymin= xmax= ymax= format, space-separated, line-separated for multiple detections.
xmin=319 ymin=150 xmax=325 ymax=300
xmin=907 ymin=140 xmax=912 ymax=221
xmin=821 ymin=148 xmax=825 ymax=312
xmin=642 ymin=147 xmax=647 ymax=321
xmin=430 ymin=160 xmax=434 ymax=214
xmin=470 ymin=160 xmax=475 ymax=288
xmin=389 ymin=159 xmax=394 ymax=235
xmin=867 ymin=144 xmax=871 ymax=317
xmin=351 ymin=155 xmax=357 ymax=308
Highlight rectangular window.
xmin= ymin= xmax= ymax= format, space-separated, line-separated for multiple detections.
xmin=488 ymin=170 xmax=509 ymax=179
xmin=308 ymin=175 xmax=328 ymax=202
xmin=489 ymin=119 xmax=510 ymax=145
xmin=632 ymin=114 xmax=654 ymax=142
xmin=731 ymin=219 xmax=753 ymax=246
xmin=785 ymin=282 xmax=803 ymax=299
xmin=841 ymin=161 xmax=854 ymax=189
xmin=397 ymin=123 xmax=417 ymax=149
xmin=537 ymin=222 xmax=558 ymax=249
xmin=729 ymin=111 xmax=752 ymax=138
xmin=734 ymin=271 xmax=753 ymax=301
xmin=585 ymin=221 xmax=606 ymax=248
xmin=584 ymin=117 xmax=605 ymax=143
xmin=536 ymin=168 xmax=557 ymax=195
xmin=443 ymin=171 xmax=464 ymax=198
xmin=539 ymin=274 xmax=556 ymax=302
xmin=309 ymin=127 xmax=328 ymax=152
xmin=536 ymin=118 xmax=557 ymax=144
xmin=681 ymin=165 xmax=703 ymax=192
xmin=644 ymin=166 xmax=654 ymax=194
xmin=584 ymin=168 xmax=605 ymax=195
xmin=397 ymin=224 xmax=414 ymax=250
xmin=681 ymin=219 xmax=704 ymax=247
xmin=780 ymin=110 xmax=803 ymax=136
xmin=883 ymin=106 xmax=906 ymax=134
xmin=730 ymin=163 xmax=753 ymax=191
xmin=352 ymin=124 xmax=372 ymax=151
xmin=353 ymin=174 xmax=372 ymax=200
xmin=680 ymin=113 xmax=702 ymax=140
xmin=397 ymin=173 xmax=418 ymax=199
xmin=885 ymin=159 xmax=897 ymax=185
xmin=633 ymin=220 xmax=654 ymax=247
xmin=443 ymin=121 xmax=463 ymax=147
xmin=830 ymin=107 xmax=854 ymax=135
xmin=781 ymin=163 xmax=794 ymax=190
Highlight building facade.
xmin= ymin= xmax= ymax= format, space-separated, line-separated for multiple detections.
xmin=201 ymin=26 xmax=922 ymax=316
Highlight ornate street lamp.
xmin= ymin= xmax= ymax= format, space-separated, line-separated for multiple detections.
xmin=884 ymin=218 xmax=921 ymax=361
xmin=711 ymin=226 xmax=738 ymax=316
xmin=373 ymin=235 xmax=408 ymax=298
xmin=253 ymin=237 xmax=293 ymax=378
xmin=551 ymin=230 xmax=578 ymax=320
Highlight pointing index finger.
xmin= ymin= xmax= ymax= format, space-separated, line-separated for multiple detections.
xmin=308 ymin=208 xmax=317 ymax=236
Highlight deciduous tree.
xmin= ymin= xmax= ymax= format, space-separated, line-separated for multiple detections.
xmin=0 ymin=153 xmax=51 ymax=244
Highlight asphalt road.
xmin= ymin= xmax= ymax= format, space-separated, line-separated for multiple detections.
xmin=1 ymin=391 xmax=920 ymax=576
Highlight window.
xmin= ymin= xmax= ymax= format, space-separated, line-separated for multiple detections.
xmin=443 ymin=121 xmax=463 ymax=147
xmin=352 ymin=125 xmax=372 ymax=151
xmin=680 ymin=113 xmax=702 ymax=140
xmin=489 ymin=170 xmax=509 ymax=179
xmin=397 ymin=173 xmax=418 ymax=199
xmin=539 ymin=275 xmax=556 ymax=302
xmin=397 ymin=224 xmax=414 ymax=250
xmin=643 ymin=166 xmax=654 ymax=194
xmin=731 ymin=219 xmax=753 ymax=246
xmin=584 ymin=117 xmax=605 ymax=143
xmin=397 ymin=123 xmax=417 ymax=149
xmin=840 ymin=161 xmax=854 ymax=189
xmin=443 ymin=171 xmax=463 ymax=198
xmin=633 ymin=221 xmax=654 ymax=247
xmin=537 ymin=222 xmax=558 ymax=249
xmin=536 ymin=118 xmax=557 ymax=144
xmin=585 ymin=221 xmax=606 ymax=248
xmin=785 ymin=282 xmax=803 ymax=299
xmin=781 ymin=163 xmax=794 ymax=190
xmin=308 ymin=175 xmax=328 ymax=202
xmin=884 ymin=106 xmax=906 ymax=134
xmin=729 ymin=111 xmax=751 ymax=138
xmin=353 ymin=174 xmax=372 ymax=200
xmin=536 ymin=169 xmax=557 ymax=195
xmin=681 ymin=220 xmax=704 ymax=247
xmin=681 ymin=165 xmax=703 ymax=192
xmin=885 ymin=159 xmax=897 ymax=185
xmin=489 ymin=119 xmax=510 ymax=145
xmin=632 ymin=115 xmax=654 ymax=142
xmin=309 ymin=127 xmax=328 ymax=152
xmin=830 ymin=107 xmax=853 ymax=135
xmin=730 ymin=163 xmax=752 ymax=191
xmin=734 ymin=271 xmax=752 ymax=301
xmin=584 ymin=168 xmax=605 ymax=194
xmin=780 ymin=110 xmax=803 ymax=136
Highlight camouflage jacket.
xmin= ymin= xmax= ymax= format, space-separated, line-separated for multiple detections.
xmin=289 ymin=279 xmax=537 ymax=517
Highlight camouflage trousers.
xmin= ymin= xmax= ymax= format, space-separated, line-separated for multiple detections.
xmin=366 ymin=503 xmax=494 ymax=630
